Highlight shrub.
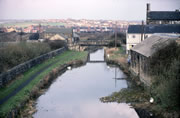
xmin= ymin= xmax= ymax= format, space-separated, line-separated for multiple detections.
xmin=29 ymin=33 xmax=39 ymax=40
xmin=0 ymin=42 xmax=51 ymax=73
xmin=108 ymin=40 xmax=121 ymax=47
xmin=47 ymin=40 xmax=67 ymax=50
xmin=110 ymin=32 xmax=126 ymax=44
xmin=150 ymin=42 xmax=180 ymax=111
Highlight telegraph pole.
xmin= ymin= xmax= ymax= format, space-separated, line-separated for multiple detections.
xmin=20 ymin=28 xmax=23 ymax=41
xmin=115 ymin=21 xmax=117 ymax=48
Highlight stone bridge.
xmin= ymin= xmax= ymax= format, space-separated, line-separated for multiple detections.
xmin=68 ymin=39 xmax=115 ymax=51
xmin=78 ymin=39 xmax=112 ymax=46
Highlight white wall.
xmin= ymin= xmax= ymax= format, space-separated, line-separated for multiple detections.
xmin=126 ymin=33 xmax=152 ymax=54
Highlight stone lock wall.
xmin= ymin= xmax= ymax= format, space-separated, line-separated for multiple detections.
xmin=0 ymin=47 xmax=67 ymax=88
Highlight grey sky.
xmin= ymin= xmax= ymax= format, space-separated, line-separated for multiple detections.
xmin=0 ymin=0 xmax=179 ymax=20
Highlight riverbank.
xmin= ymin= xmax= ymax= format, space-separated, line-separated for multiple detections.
xmin=0 ymin=50 xmax=88 ymax=118
xmin=103 ymin=47 xmax=179 ymax=118
xmin=25 ymin=48 xmax=139 ymax=118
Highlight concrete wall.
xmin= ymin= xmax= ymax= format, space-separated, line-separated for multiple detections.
xmin=130 ymin=51 xmax=151 ymax=86
xmin=0 ymin=47 xmax=67 ymax=88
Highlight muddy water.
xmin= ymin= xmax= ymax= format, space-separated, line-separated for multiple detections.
xmin=33 ymin=49 xmax=139 ymax=118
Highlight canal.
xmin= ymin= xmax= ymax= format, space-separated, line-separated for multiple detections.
xmin=33 ymin=49 xmax=139 ymax=118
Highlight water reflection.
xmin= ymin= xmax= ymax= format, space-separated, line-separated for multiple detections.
xmin=33 ymin=49 xmax=139 ymax=118
xmin=90 ymin=49 xmax=104 ymax=61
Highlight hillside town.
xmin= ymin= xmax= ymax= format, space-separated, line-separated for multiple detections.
xmin=0 ymin=19 xmax=139 ymax=33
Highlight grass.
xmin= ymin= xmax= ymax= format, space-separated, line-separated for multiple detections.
xmin=100 ymin=87 xmax=150 ymax=103
xmin=0 ymin=50 xmax=72 ymax=99
xmin=106 ymin=47 xmax=127 ymax=66
xmin=0 ymin=50 xmax=87 ymax=117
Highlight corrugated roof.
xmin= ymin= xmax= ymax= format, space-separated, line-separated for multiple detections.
xmin=45 ymin=28 xmax=72 ymax=34
xmin=128 ymin=24 xmax=180 ymax=34
xmin=131 ymin=35 xmax=176 ymax=57
xmin=148 ymin=11 xmax=180 ymax=20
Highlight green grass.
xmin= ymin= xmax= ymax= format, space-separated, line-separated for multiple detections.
xmin=0 ymin=50 xmax=87 ymax=116
xmin=114 ymin=47 xmax=125 ymax=55
xmin=0 ymin=51 xmax=73 ymax=99
xmin=100 ymin=87 xmax=150 ymax=103
xmin=109 ymin=47 xmax=126 ymax=60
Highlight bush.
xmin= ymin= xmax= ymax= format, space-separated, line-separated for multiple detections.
xmin=110 ymin=32 xmax=126 ymax=44
xmin=0 ymin=42 xmax=51 ymax=73
xmin=47 ymin=40 xmax=67 ymax=50
xmin=150 ymin=41 xmax=180 ymax=75
xmin=150 ymin=42 xmax=180 ymax=111
xmin=108 ymin=40 xmax=121 ymax=47
xmin=29 ymin=33 xmax=39 ymax=40
xmin=153 ymin=78 xmax=180 ymax=110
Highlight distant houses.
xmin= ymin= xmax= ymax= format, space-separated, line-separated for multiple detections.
xmin=41 ymin=27 xmax=72 ymax=42
xmin=0 ymin=27 xmax=7 ymax=33
xmin=72 ymin=32 xmax=80 ymax=43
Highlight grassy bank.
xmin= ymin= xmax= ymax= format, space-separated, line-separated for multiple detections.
xmin=105 ymin=47 xmax=128 ymax=70
xmin=0 ymin=50 xmax=88 ymax=117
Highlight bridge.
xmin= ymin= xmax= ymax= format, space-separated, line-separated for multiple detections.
xmin=87 ymin=60 xmax=106 ymax=63
xmin=78 ymin=39 xmax=112 ymax=46
xmin=68 ymin=39 xmax=117 ymax=51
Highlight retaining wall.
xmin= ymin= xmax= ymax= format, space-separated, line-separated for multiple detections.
xmin=0 ymin=47 xmax=67 ymax=88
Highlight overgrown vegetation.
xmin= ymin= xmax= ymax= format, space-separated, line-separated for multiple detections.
xmin=0 ymin=50 xmax=88 ymax=117
xmin=0 ymin=42 xmax=51 ymax=74
xmin=47 ymin=40 xmax=67 ymax=50
xmin=29 ymin=33 xmax=39 ymax=40
xmin=108 ymin=40 xmax=121 ymax=47
xmin=110 ymin=32 xmax=126 ymax=44
xmin=150 ymin=41 xmax=180 ymax=111
xmin=100 ymin=86 xmax=149 ymax=103
xmin=106 ymin=47 xmax=127 ymax=62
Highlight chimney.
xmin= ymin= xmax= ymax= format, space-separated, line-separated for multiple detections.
xmin=175 ymin=9 xmax=179 ymax=12
xmin=146 ymin=3 xmax=150 ymax=24
xmin=147 ymin=3 xmax=150 ymax=12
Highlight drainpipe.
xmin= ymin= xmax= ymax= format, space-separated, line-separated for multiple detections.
xmin=141 ymin=21 xmax=144 ymax=41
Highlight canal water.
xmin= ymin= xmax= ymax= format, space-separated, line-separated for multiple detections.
xmin=33 ymin=49 xmax=139 ymax=118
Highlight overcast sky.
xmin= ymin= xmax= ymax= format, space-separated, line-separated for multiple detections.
xmin=0 ymin=0 xmax=179 ymax=20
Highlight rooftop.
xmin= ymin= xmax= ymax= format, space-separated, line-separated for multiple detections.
xmin=131 ymin=35 xmax=178 ymax=57
xmin=128 ymin=24 xmax=180 ymax=34
xmin=148 ymin=11 xmax=180 ymax=20
xmin=45 ymin=27 xmax=72 ymax=34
